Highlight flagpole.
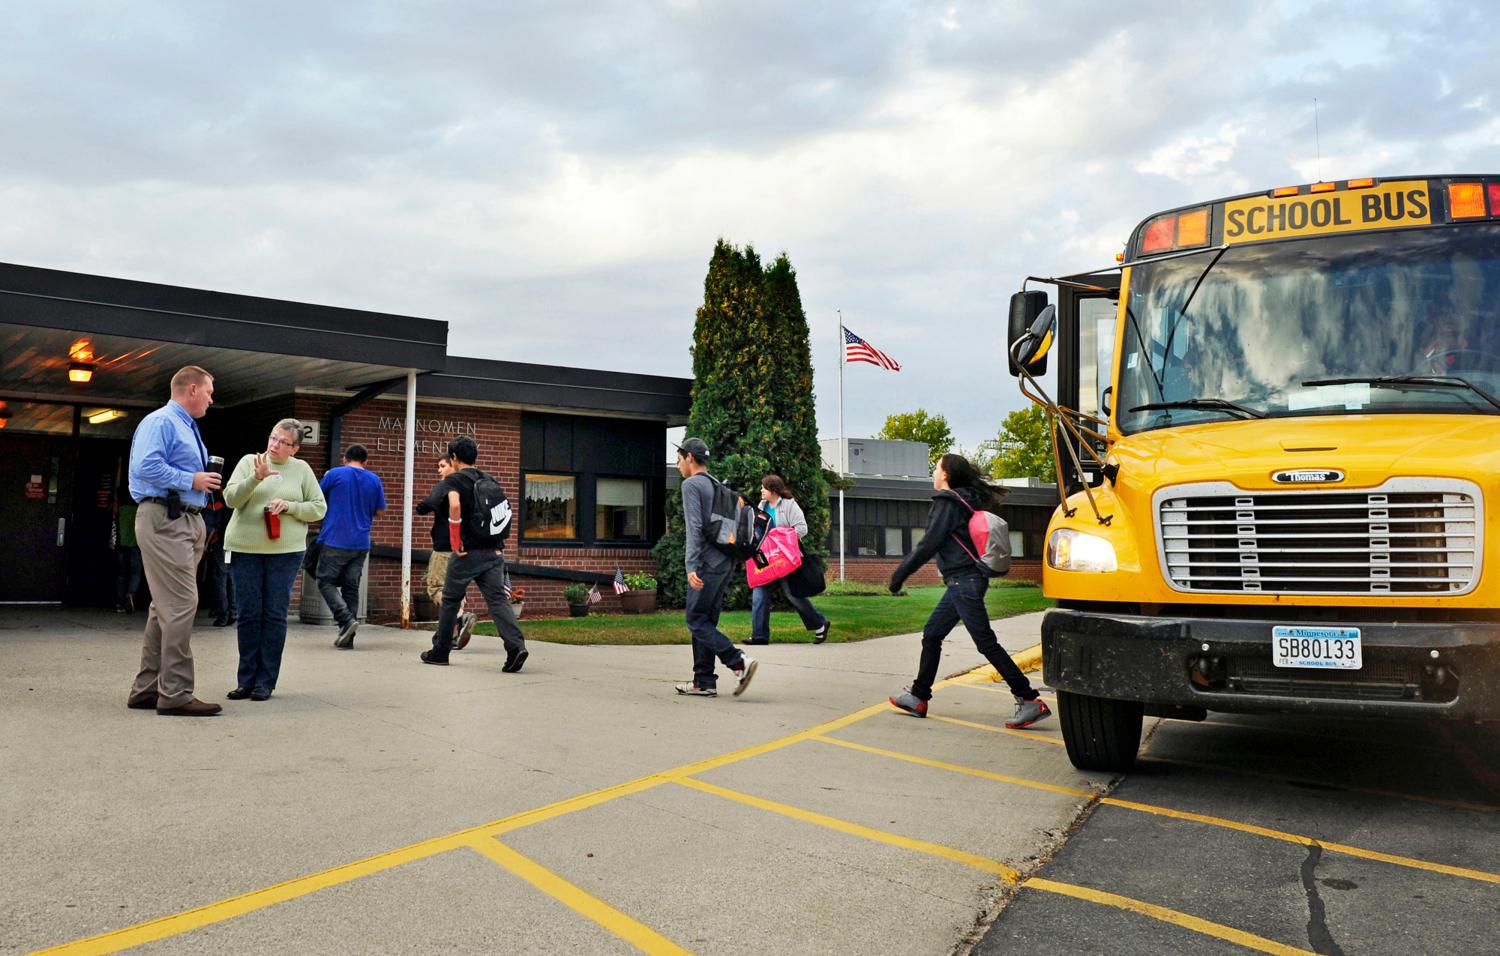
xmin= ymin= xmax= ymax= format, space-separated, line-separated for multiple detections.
xmin=837 ymin=311 xmax=846 ymax=582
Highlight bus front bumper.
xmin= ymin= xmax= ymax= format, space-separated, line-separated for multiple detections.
xmin=1041 ymin=607 xmax=1500 ymax=721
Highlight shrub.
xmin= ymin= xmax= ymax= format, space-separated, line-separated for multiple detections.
xmin=623 ymin=573 xmax=658 ymax=591
xmin=562 ymin=583 xmax=590 ymax=606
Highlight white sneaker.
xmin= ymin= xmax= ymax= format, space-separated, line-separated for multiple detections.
xmin=733 ymin=656 xmax=758 ymax=697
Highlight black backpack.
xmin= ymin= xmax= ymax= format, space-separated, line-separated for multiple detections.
xmin=704 ymin=475 xmax=763 ymax=561
xmin=458 ymin=469 xmax=512 ymax=547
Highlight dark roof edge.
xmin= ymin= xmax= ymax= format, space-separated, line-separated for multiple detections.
xmin=398 ymin=355 xmax=692 ymax=418
xmin=0 ymin=260 xmax=448 ymax=368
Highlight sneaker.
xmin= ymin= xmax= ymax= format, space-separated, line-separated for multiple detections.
xmin=502 ymin=648 xmax=529 ymax=673
xmin=419 ymin=650 xmax=449 ymax=666
xmin=732 ymin=656 xmax=758 ymax=697
xmin=1006 ymin=696 xmax=1052 ymax=729
xmin=889 ymin=691 xmax=928 ymax=718
xmin=334 ymin=619 xmax=357 ymax=649
xmin=675 ymin=682 xmax=717 ymax=697
xmin=812 ymin=622 xmax=830 ymax=645
xmin=455 ymin=612 xmax=476 ymax=650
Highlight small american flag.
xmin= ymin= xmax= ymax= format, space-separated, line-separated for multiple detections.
xmin=587 ymin=583 xmax=602 ymax=605
xmin=503 ymin=578 xmax=512 ymax=600
xmin=843 ymin=326 xmax=901 ymax=371
xmin=613 ymin=566 xmax=629 ymax=595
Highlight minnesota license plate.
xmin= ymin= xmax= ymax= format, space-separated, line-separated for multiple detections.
xmin=1272 ymin=626 xmax=1362 ymax=670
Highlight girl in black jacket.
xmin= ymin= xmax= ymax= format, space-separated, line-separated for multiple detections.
xmin=888 ymin=453 xmax=1049 ymax=729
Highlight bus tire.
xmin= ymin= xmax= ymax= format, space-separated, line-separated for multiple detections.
xmin=1057 ymin=690 xmax=1143 ymax=773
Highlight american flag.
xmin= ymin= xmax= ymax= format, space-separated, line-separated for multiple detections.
xmin=843 ymin=326 xmax=901 ymax=371
xmin=613 ymin=566 xmax=629 ymax=595
xmin=587 ymin=583 xmax=603 ymax=605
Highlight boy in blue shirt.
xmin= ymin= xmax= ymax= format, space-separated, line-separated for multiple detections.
xmin=316 ymin=444 xmax=386 ymax=647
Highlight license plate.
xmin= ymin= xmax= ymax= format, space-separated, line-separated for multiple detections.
xmin=1272 ymin=626 xmax=1362 ymax=670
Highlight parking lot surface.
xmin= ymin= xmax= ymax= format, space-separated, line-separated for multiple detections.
xmin=980 ymin=707 xmax=1500 ymax=955
xmin=4 ymin=608 xmax=1096 ymax=955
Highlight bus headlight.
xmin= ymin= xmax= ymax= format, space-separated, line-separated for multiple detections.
xmin=1047 ymin=528 xmax=1118 ymax=573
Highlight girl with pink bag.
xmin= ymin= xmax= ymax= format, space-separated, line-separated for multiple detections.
xmin=747 ymin=475 xmax=831 ymax=645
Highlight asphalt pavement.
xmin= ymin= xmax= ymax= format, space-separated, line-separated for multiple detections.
xmin=978 ymin=709 xmax=1500 ymax=955
xmin=1 ymin=606 xmax=1095 ymax=955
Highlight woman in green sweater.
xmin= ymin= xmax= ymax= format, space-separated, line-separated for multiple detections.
xmin=222 ymin=418 xmax=326 ymax=701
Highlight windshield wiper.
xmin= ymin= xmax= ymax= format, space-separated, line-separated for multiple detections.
xmin=1302 ymin=375 xmax=1500 ymax=412
xmin=1127 ymin=398 xmax=1266 ymax=419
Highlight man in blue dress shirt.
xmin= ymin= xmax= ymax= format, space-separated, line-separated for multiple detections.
xmin=126 ymin=365 xmax=225 ymax=717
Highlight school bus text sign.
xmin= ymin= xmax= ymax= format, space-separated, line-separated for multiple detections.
xmin=1223 ymin=180 xmax=1430 ymax=244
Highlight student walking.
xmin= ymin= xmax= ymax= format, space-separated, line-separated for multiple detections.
xmin=222 ymin=419 xmax=327 ymax=702
xmin=316 ymin=443 xmax=386 ymax=649
xmin=747 ymin=475 xmax=829 ymax=645
xmin=888 ymin=453 xmax=1049 ymax=729
xmin=419 ymin=436 xmax=527 ymax=671
xmin=124 ymin=365 xmax=222 ymax=716
xmin=673 ymin=437 xmax=757 ymax=698
xmin=416 ymin=455 xmax=475 ymax=649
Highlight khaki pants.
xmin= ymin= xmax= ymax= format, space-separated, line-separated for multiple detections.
xmin=425 ymin=551 xmax=451 ymax=606
xmin=130 ymin=502 xmax=207 ymax=708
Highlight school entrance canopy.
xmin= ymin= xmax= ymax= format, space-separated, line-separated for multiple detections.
xmin=0 ymin=260 xmax=447 ymax=616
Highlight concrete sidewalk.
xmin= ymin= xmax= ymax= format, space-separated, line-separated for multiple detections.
xmin=1 ymin=607 xmax=1097 ymax=954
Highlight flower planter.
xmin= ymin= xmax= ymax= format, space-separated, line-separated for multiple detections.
xmin=509 ymin=602 xmax=524 ymax=619
xmin=620 ymin=590 xmax=657 ymax=615
xmin=567 ymin=603 xmax=589 ymax=618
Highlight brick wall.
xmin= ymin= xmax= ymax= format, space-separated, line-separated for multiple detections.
xmin=292 ymin=393 xmax=660 ymax=623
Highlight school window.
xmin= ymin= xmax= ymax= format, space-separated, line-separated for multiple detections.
xmin=883 ymin=527 xmax=904 ymax=556
xmin=595 ymin=477 xmax=646 ymax=541
xmin=523 ymin=473 xmax=577 ymax=540
xmin=911 ymin=527 xmax=925 ymax=550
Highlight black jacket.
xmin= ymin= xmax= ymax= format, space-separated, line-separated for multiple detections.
xmin=415 ymin=480 xmax=450 ymax=552
xmin=890 ymin=487 xmax=989 ymax=590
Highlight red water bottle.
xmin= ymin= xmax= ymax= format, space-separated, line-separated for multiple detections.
xmin=263 ymin=506 xmax=281 ymax=540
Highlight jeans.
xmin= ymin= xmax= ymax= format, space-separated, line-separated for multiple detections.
xmin=206 ymin=546 xmax=234 ymax=619
xmin=909 ymin=569 xmax=1037 ymax=702
xmin=231 ymin=551 xmax=304 ymax=691
xmin=750 ymin=578 xmax=827 ymax=640
xmin=115 ymin=546 xmax=143 ymax=605
xmin=316 ymin=546 xmax=366 ymax=628
xmin=685 ymin=565 xmax=744 ymax=689
xmin=430 ymin=550 xmax=525 ymax=660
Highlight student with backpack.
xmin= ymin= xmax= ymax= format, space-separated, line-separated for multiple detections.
xmin=419 ymin=436 xmax=528 ymax=672
xmin=673 ymin=437 xmax=758 ymax=698
xmin=747 ymin=475 xmax=830 ymax=645
xmin=887 ymin=453 xmax=1049 ymax=729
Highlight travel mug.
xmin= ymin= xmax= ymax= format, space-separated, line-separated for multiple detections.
xmin=263 ymin=506 xmax=281 ymax=540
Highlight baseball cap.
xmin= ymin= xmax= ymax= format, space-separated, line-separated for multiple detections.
xmin=675 ymin=437 xmax=710 ymax=462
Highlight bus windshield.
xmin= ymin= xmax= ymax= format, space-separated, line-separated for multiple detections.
xmin=1116 ymin=224 xmax=1500 ymax=434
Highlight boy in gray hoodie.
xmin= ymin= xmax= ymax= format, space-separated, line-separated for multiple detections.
xmin=674 ymin=437 xmax=758 ymax=698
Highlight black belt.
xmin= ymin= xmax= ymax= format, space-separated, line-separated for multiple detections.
xmin=138 ymin=496 xmax=204 ymax=515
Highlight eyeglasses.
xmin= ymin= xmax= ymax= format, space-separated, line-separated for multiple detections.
xmin=268 ymin=435 xmax=298 ymax=447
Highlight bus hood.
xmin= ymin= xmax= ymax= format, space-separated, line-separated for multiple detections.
xmin=1110 ymin=415 xmax=1500 ymax=490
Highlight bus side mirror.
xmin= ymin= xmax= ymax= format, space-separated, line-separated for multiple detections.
xmin=1008 ymin=291 xmax=1051 ymax=376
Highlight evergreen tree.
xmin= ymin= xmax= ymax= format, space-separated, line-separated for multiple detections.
xmin=758 ymin=253 xmax=829 ymax=569
xmin=654 ymin=240 xmax=771 ymax=607
xmin=653 ymin=243 xmax=828 ymax=610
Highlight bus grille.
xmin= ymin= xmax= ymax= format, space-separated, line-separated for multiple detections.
xmin=1155 ymin=479 xmax=1481 ymax=596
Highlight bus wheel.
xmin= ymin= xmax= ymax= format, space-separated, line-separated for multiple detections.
xmin=1057 ymin=691 xmax=1143 ymax=773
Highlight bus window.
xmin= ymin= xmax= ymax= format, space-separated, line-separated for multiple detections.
xmin=1077 ymin=296 xmax=1118 ymax=420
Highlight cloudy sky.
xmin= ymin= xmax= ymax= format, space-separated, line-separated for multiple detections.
xmin=3 ymin=1 xmax=1498 ymax=449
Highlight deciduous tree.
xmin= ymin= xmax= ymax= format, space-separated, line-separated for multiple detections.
xmin=875 ymin=409 xmax=953 ymax=468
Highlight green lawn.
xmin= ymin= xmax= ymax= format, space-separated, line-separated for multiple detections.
xmin=474 ymin=582 xmax=1052 ymax=646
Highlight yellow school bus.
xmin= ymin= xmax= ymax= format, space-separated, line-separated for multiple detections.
xmin=1008 ymin=176 xmax=1500 ymax=771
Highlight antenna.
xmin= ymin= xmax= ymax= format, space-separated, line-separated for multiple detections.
xmin=1314 ymin=97 xmax=1322 ymax=182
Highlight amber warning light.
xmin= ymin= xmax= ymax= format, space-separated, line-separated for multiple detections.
xmin=1140 ymin=207 xmax=1210 ymax=254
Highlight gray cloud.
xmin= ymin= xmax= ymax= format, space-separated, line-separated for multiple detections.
xmin=2 ymin=1 xmax=1499 ymax=448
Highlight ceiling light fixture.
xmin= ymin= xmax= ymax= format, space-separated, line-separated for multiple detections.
xmin=68 ymin=361 xmax=96 ymax=383
xmin=87 ymin=408 xmax=126 ymax=425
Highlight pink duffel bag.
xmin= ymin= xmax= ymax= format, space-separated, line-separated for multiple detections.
xmin=745 ymin=525 xmax=803 ymax=588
